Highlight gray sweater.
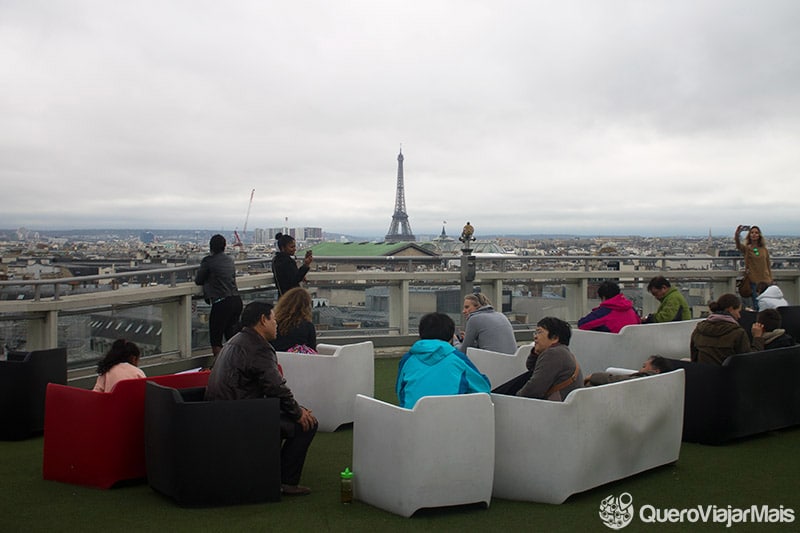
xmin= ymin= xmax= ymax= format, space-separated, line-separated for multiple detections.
xmin=517 ymin=343 xmax=583 ymax=401
xmin=456 ymin=305 xmax=517 ymax=355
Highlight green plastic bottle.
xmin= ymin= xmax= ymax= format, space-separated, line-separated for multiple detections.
xmin=340 ymin=467 xmax=354 ymax=504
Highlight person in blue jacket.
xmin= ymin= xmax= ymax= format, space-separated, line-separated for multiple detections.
xmin=396 ymin=312 xmax=491 ymax=409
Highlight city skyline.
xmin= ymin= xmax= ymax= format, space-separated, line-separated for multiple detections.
xmin=5 ymin=225 xmax=800 ymax=241
xmin=3 ymin=2 xmax=800 ymax=237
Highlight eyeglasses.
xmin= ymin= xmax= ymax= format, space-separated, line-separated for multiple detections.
xmin=534 ymin=329 xmax=547 ymax=336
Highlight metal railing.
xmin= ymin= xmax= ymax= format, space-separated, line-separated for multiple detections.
xmin=2 ymin=255 xmax=799 ymax=368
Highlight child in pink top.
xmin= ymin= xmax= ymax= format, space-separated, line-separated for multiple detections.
xmin=93 ymin=339 xmax=146 ymax=392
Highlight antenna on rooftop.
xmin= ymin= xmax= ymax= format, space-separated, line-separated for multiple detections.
xmin=233 ymin=189 xmax=255 ymax=249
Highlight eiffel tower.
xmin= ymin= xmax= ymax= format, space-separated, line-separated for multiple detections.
xmin=385 ymin=148 xmax=416 ymax=242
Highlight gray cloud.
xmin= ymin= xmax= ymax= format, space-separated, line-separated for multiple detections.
xmin=2 ymin=0 xmax=799 ymax=238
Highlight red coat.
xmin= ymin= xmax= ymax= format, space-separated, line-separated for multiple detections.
xmin=578 ymin=293 xmax=641 ymax=333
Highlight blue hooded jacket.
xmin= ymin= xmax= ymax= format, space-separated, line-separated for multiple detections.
xmin=396 ymin=339 xmax=491 ymax=408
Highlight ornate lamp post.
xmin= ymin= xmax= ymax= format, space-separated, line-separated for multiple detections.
xmin=459 ymin=222 xmax=476 ymax=309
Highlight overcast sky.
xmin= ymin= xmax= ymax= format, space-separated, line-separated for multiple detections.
xmin=2 ymin=1 xmax=799 ymax=238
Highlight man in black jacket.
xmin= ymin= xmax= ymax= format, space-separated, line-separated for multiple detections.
xmin=195 ymin=234 xmax=242 ymax=359
xmin=206 ymin=301 xmax=318 ymax=495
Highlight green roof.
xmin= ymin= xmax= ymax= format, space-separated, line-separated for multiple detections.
xmin=307 ymin=241 xmax=438 ymax=257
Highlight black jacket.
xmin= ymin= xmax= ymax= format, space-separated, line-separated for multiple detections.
xmin=272 ymin=252 xmax=309 ymax=296
xmin=272 ymin=320 xmax=317 ymax=352
xmin=763 ymin=329 xmax=796 ymax=350
xmin=205 ymin=327 xmax=302 ymax=420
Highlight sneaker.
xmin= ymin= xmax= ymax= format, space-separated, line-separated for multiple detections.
xmin=281 ymin=484 xmax=311 ymax=496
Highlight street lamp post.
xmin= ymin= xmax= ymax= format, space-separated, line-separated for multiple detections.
xmin=459 ymin=222 xmax=476 ymax=312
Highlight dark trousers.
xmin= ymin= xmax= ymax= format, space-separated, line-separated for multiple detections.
xmin=492 ymin=370 xmax=533 ymax=396
xmin=279 ymin=414 xmax=318 ymax=485
xmin=209 ymin=296 xmax=243 ymax=347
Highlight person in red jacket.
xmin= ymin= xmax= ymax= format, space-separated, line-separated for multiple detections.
xmin=578 ymin=280 xmax=641 ymax=333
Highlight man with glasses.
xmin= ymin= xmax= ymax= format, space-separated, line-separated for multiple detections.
xmin=492 ymin=317 xmax=583 ymax=401
xmin=642 ymin=276 xmax=691 ymax=323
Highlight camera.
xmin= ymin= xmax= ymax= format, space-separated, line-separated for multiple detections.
xmin=740 ymin=225 xmax=751 ymax=232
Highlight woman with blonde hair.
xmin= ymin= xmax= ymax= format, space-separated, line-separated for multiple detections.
xmin=455 ymin=292 xmax=517 ymax=354
xmin=735 ymin=225 xmax=772 ymax=310
xmin=272 ymin=287 xmax=317 ymax=353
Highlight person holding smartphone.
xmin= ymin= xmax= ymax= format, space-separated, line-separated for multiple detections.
xmin=735 ymin=224 xmax=772 ymax=311
xmin=272 ymin=233 xmax=313 ymax=298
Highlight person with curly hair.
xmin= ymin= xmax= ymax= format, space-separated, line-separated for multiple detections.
xmin=93 ymin=339 xmax=146 ymax=392
xmin=272 ymin=287 xmax=317 ymax=353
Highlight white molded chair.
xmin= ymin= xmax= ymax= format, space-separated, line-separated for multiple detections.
xmin=570 ymin=320 xmax=701 ymax=375
xmin=352 ymin=393 xmax=495 ymax=517
xmin=277 ymin=341 xmax=374 ymax=432
xmin=466 ymin=343 xmax=533 ymax=389
xmin=492 ymin=369 xmax=685 ymax=504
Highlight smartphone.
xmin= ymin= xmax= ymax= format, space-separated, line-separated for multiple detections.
xmin=741 ymin=225 xmax=751 ymax=232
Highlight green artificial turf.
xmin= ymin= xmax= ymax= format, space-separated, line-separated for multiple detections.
xmin=2 ymin=358 xmax=799 ymax=532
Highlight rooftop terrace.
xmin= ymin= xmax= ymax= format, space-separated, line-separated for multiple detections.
xmin=2 ymin=357 xmax=799 ymax=532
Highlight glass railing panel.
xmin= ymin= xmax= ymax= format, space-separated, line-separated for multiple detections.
xmin=0 ymin=315 xmax=31 ymax=354
xmin=59 ymin=302 xmax=166 ymax=368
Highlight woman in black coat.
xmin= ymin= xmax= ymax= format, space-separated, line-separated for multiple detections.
xmin=272 ymin=233 xmax=312 ymax=297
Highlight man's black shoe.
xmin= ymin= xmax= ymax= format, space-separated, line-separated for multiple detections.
xmin=281 ymin=484 xmax=311 ymax=496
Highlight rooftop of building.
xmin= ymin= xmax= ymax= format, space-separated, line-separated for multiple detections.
xmin=308 ymin=241 xmax=438 ymax=257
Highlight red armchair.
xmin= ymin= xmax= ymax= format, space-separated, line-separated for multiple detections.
xmin=42 ymin=371 xmax=210 ymax=488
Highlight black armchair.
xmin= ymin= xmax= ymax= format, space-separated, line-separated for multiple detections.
xmin=778 ymin=305 xmax=800 ymax=342
xmin=740 ymin=306 xmax=800 ymax=343
xmin=1 ymin=348 xmax=67 ymax=440
xmin=144 ymin=382 xmax=282 ymax=506
xmin=669 ymin=345 xmax=800 ymax=444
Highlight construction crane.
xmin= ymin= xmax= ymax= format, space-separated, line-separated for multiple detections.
xmin=233 ymin=189 xmax=255 ymax=248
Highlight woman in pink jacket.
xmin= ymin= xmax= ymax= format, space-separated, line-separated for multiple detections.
xmin=578 ymin=281 xmax=641 ymax=333
xmin=93 ymin=339 xmax=146 ymax=392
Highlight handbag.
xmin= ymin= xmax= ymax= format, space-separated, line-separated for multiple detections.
xmin=287 ymin=344 xmax=318 ymax=354
xmin=737 ymin=272 xmax=752 ymax=298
